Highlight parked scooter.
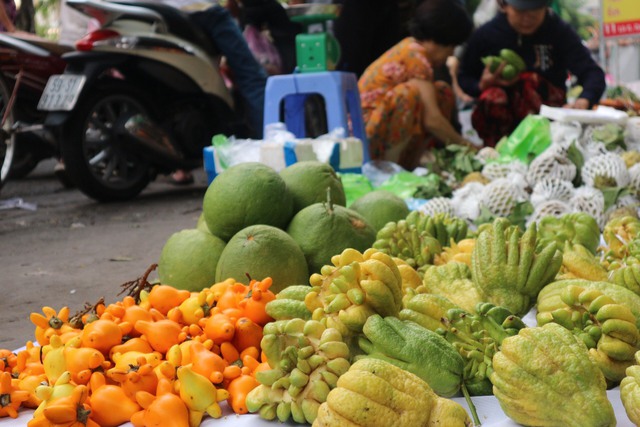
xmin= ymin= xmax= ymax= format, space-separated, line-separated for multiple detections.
xmin=40 ymin=0 xmax=250 ymax=202
xmin=0 ymin=32 xmax=71 ymax=191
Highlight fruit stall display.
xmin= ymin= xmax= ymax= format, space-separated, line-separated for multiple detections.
xmin=4 ymin=133 xmax=640 ymax=426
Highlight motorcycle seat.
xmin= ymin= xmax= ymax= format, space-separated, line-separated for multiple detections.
xmin=115 ymin=1 xmax=221 ymax=59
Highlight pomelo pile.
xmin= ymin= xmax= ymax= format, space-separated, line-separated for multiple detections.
xmin=157 ymin=161 xmax=409 ymax=294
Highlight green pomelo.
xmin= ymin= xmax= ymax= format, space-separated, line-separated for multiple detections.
xmin=286 ymin=201 xmax=377 ymax=274
xmin=158 ymin=228 xmax=226 ymax=292
xmin=215 ymin=224 xmax=309 ymax=293
xmin=203 ymin=162 xmax=293 ymax=241
xmin=279 ymin=161 xmax=346 ymax=213
xmin=349 ymin=190 xmax=410 ymax=232
xmin=196 ymin=212 xmax=210 ymax=234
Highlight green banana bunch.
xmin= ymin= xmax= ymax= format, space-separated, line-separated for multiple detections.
xmin=176 ymin=365 xmax=229 ymax=424
xmin=305 ymin=248 xmax=404 ymax=341
xmin=470 ymin=218 xmax=563 ymax=316
xmin=602 ymin=215 xmax=640 ymax=260
xmin=264 ymin=285 xmax=313 ymax=320
xmin=405 ymin=211 xmax=469 ymax=247
xmin=537 ymin=212 xmax=601 ymax=255
xmin=357 ymin=315 xmax=464 ymax=397
xmin=491 ymin=323 xmax=615 ymax=427
xmin=246 ymin=318 xmax=351 ymax=424
xmin=372 ymin=217 xmax=443 ymax=271
xmin=537 ymin=284 xmax=640 ymax=383
xmin=558 ymin=241 xmax=609 ymax=281
xmin=620 ymin=351 xmax=640 ymax=426
xmin=314 ymin=358 xmax=472 ymax=427
xmin=608 ymin=262 xmax=640 ymax=295
xmin=418 ymin=262 xmax=486 ymax=313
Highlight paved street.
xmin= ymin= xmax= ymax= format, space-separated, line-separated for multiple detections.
xmin=0 ymin=159 xmax=209 ymax=351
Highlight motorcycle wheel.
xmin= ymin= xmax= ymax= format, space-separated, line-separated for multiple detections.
xmin=0 ymin=77 xmax=16 ymax=191
xmin=61 ymin=82 xmax=152 ymax=202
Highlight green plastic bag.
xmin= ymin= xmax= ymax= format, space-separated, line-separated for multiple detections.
xmin=495 ymin=115 xmax=551 ymax=164
xmin=340 ymin=173 xmax=374 ymax=206
xmin=377 ymin=171 xmax=433 ymax=200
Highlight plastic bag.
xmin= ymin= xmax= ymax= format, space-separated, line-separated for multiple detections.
xmin=377 ymin=171 xmax=434 ymax=200
xmin=340 ymin=173 xmax=373 ymax=206
xmin=495 ymin=115 xmax=552 ymax=164
xmin=243 ymin=24 xmax=282 ymax=76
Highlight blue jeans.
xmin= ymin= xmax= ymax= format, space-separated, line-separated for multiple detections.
xmin=191 ymin=6 xmax=267 ymax=138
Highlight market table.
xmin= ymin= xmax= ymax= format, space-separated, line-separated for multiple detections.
xmin=2 ymin=310 xmax=636 ymax=426
xmin=0 ymin=391 xmax=633 ymax=426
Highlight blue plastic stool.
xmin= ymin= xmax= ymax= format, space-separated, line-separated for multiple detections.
xmin=263 ymin=71 xmax=370 ymax=163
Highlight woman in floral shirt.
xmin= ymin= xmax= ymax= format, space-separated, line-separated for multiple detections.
xmin=358 ymin=0 xmax=476 ymax=170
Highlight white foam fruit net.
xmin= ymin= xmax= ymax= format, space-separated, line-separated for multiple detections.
xmin=478 ymin=178 xmax=529 ymax=218
xmin=627 ymin=162 xmax=640 ymax=193
xmin=527 ymin=200 xmax=573 ymax=227
xmin=451 ymin=182 xmax=485 ymax=222
xmin=570 ymin=186 xmax=606 ymax=229
xmin=419 ymin=197 xmax=455 ymax=217
xmin=581 ymin=152 xmax=630 ymax=188
xmin=475 ymin=147 xmax=500 ymax=164
xmin=526 ymin=148 xmax=577 ymax=186
xmin=530 ymin=178 xmax=575 ymax=207
xmin=481 ymin=160 xmax=528 ymax=181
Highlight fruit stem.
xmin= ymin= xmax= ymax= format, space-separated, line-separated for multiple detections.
xmin=325 ymin=186 xmax=334 ymax=214
xmin=462 ymin=382 xmax=481 ymax=426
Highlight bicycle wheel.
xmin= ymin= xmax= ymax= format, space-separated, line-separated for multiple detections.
xmin=0 ymin=77 xmax=15 ymax=191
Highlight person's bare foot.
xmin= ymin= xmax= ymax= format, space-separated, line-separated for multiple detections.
xmin=170 ymin=169 xmax=194 ymax=185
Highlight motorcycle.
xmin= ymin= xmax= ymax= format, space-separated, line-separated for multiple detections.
xmin=40 ymin=0 xmax=249 ymax=202
xmin=0 ymin=32 xmax=71 ymax=191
